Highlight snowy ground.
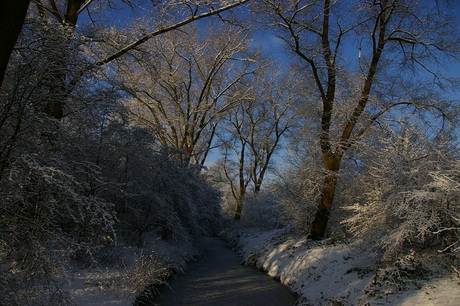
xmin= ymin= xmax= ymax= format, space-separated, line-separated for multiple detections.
xmin=65 ymin=237 xmax=198 ymax=305
xmin=66 ymin=269 xmax=133 ymax=306
xmin=63 ymin=227 xmax=459 ymax=305
xmin=224 ymin=227 xmax=460 ymax=306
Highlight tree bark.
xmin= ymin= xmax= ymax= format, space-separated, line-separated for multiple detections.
xmin=309 ymin=154 xmax=342 ymax=240
xmin=0 ymin=0 xmax=30 ymax=88
xmin=45 ymin=0 xmax=85 ymax=119
xmin=234 ymin=197 xmax=243 ymax=221
xmin=234 ymin=142 xmax=247 ymax=221
xmin=309 ymin=171 xmax=338 ymax=239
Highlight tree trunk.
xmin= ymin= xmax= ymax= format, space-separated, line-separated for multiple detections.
xmin=234 ymin=184 xmax=246 ymax=221
xmin=309 ymin=154 xmax=341 ymax=240
xmin=234 ymin=197 xmax=243 ymax=221
xmin=0 ymin=0 xmax=30 ymax=88
xmin=234 ymin=175 xmax=246 ymax=221
xmin=234 ymin=141 xmax=247 ymax=221
xmin=44 ymin=0 xmax=85 ymax=120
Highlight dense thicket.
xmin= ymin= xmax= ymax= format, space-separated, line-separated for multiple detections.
xmin=0 ymin=7 xmax=222 ymax=304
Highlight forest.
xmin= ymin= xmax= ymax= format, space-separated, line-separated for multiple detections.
xmin=0 ymin=0 xmax=459 ymax=305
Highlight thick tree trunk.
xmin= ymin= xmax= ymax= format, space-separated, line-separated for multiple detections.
xmin=233 ymin=177 xmax=246 ymax=221
xmin=0 ymin=0 xmax=30 ymax=88
xmin=309 ymin=154 xmax=342 ymax=240
xmin=234 ymin=198 xmax=243 ymax=221
xmin=44 ymin=0 xmax=85 ymax=120
xmin=308 ymin=171 xmax=338 ymax=239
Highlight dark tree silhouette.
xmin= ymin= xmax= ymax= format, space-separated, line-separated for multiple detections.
xmin=0 ymin=0 xmax=30 ymax=87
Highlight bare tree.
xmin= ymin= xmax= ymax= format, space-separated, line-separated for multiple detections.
xmin=118 ymin=22 xmax=255 ymax=166
xmin=6 ymin=0 xmax=249 ymax=119
xmin=219 ymin=63 xmax=299 ymax=220
xmin=258 ymin=0 xmax=460 ymax=239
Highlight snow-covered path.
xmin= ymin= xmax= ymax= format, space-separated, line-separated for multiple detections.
xmin=151 ymin=236 xmax=297 ymax=305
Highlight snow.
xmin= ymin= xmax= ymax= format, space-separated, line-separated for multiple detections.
xmin=64 ymin=236 xmax=197 ymax=305
xmin=64 ymin=228 xmax=459 ymax=305
xmin=225 ymin=227 xmax=460 ymax=306
xmin=66 ymin=270 xmax=130 ymax=305
xmin=388 ymin=278 xmax=459 ymax=306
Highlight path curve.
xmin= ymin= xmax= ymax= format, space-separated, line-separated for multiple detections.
xmin=152 ymin=236 xmax=297 ymax=306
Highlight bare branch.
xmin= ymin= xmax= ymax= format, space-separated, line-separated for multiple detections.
xmin=76 ymin=0 xmax=95 ymax=15
xmin=96 ymin=0 xmax=248 ymax=65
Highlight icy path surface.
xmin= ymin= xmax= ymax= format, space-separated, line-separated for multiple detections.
xmin=152 ymin=236 xmax=297 ymax=306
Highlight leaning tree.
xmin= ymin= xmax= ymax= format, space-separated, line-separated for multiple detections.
xmin=257 ymin=0 xmax=460 ymax=239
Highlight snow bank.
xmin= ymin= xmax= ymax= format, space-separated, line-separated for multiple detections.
xmin=224 ymin=227 xmax=460 ymax=306
xmin=66 ymin=236 xmax=199 ymax=305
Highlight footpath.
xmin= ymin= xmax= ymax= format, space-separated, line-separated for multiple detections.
xmin=152 ymin=236 xmax=297 ymax=306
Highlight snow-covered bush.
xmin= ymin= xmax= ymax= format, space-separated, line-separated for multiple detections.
xmin=342 ymin=131 xmax=460 ymax=258
xmin=103 ymin=142 xmax=222 ymax=244
xmin=0 ymin=154 xmax=116 ymax=304
xmin=129 ymin=240 xmax=198 ymax=305
xmin=60 ymin=87 xmax=223 ymax=245
xmin=0 ymin=13 xmax=223 ymax=304
xmin=274 ymin=155 xmax=324 ymax=234
xmin=364 ymin=250 xmax=430 ymax=299
xmin=239 ymin=191 xmax=284 ymax=229
xmin=0 ymin=16 xmax=120 ymax=303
